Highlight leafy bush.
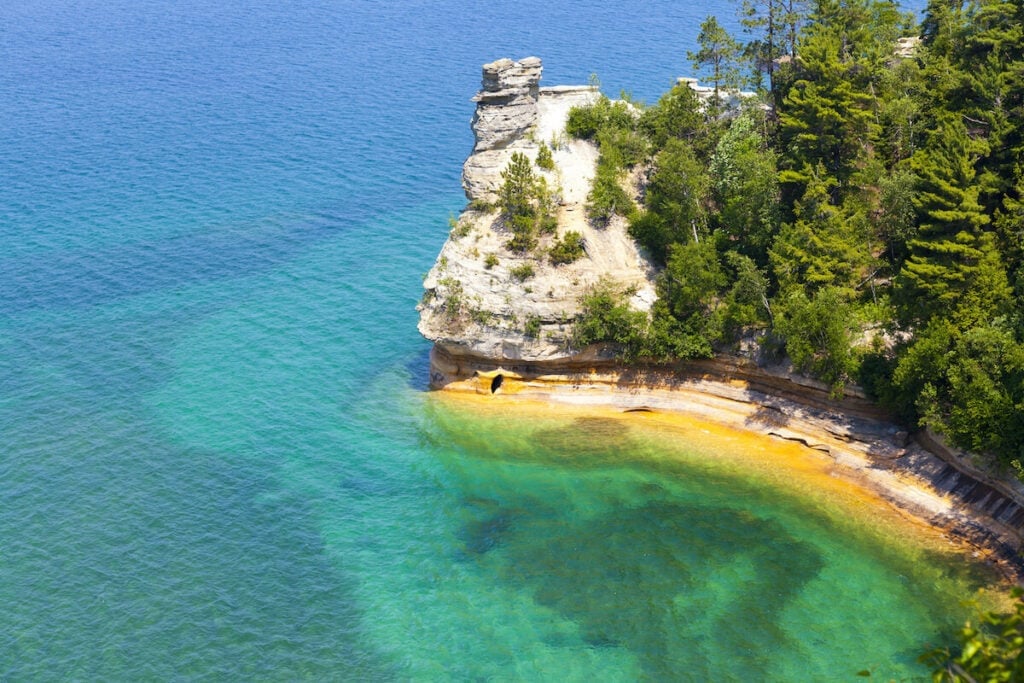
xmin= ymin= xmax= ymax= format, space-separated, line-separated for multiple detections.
xmin=536 ymin=144 xmax=555 ymax=170
xmin=510 ymin=263 xmax=535 ymax=281
xmin=549 ymin=230 xmax=586 ymax=265
xmin=586 ymin=164 xmax=632 ymax=225
xmin=573 ymin=279 xmax=648 ymax=358
xmin=484 ymin=253 xmax=499 ymax=269
xmin=565 ymin=96 xmax=636 ymax=139
xmin=774 ymin=287 xmax=859 ymax=395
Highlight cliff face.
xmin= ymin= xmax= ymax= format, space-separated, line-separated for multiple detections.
xmin=417 ymin=59 xmax=1024 ymax=565
xmin=417 ymin=57 xmax=656 ymax=362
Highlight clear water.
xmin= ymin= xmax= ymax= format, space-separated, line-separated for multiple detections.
xmin=1 ymin=0 xmax=984 ymax=679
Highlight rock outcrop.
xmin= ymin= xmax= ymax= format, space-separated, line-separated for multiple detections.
xmin=419 ymin=57 xmax=656 ymax=362
xmin=470 ymin=57 xmax=543 ymax=153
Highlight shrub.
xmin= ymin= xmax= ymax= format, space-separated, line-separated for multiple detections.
xmin=536 ymin=144 xmax=555 ymax=170
xmin=524 ymin=316 xmax=542 ymax=338
xmin=573 ymin=278 xmax=648 ymax=358
xmin=510 ymin=263 xmax=535 ymax=282
xmin=437 ymin=277 xmax=464 ymax=320
xmin=565 ymin=96 xmax=636 ymax=139
xmin=483 ymin=253 xmax=499 ymax=269
xmin=549 ymin=231 xmax=586 ymax=265
xmin=586 ymin=164 xmax=632 ymax=225
xmin=467 ymin=198 xmax=495 ymax=212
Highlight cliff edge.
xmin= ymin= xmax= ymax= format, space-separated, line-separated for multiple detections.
xmin=417 ymin=57 xmax=656 ymax=363
xmin=417 ymin=58 xmax=1024 ymax=572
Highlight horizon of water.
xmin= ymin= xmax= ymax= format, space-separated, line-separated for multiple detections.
xmin=1 ymin=0 xmax=989 ymax=679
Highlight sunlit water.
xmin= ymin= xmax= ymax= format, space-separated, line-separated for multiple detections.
xmin=1 ymin=0 xmax=985 ymax=679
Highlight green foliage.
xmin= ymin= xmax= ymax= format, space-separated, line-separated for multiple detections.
xmin=469 ymin=307 xmax=494 ymax=326
xmin=499 ymin=152 xmax=536 ymax=219
xmin=898 ymin=115 xmax=1010 ymax=327
xmin=774 ymin=287 xmax=860 ymax=394
xmin=497 ymin=152 xmax=559 ymax=253
xmin=587 ymin=163 xmax=632 ymax=225
xmin=649 ymin=240 xmax=727 ymax=358
xmin=535 ymin=144 xmax=555 ymax=170
xmin=509 ymin=263 xmax=535 ymax=282
xmin=710 ymin=110 xmax=781 ymax=265
xmin=633 ymin=139 xmax=710 ymax=263
xmin=549 ymin=230 xmax=586 ymax=265
xmin=689 ymin=15 xmax=744 ymax=101
xmin=921 ymin=588 xmax=1024 ymax=682
xmin=448 ymin=213 xmax=472 ymax=239
xmin=467 ymin=198 xmax=496 ymax=213
xmin=437 ymin=277 xmax=464 ymax=321
xmin=565 ymin=96 xmax=636 ymax=140
xmin=596 ymin=126 xmax=650 ymax=168
xmin=573 ymin=278 xmax=648 ymax=358
xmin=524 ymin=315 xmax=542 ymax=338
xmin=770 ymin=166 xmax=870 ymax=295
xmin=638 ymin=83 xmax=707 ymax=151
xmin=484 ymin=253 xmax=499 ymax=269
xmin=721 ymin=251 xmax=771 ymax=336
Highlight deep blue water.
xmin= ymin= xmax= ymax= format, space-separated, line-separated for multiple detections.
xmin=2 ymin=0 xmax=977 ymax=680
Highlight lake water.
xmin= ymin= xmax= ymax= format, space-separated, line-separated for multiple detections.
xmin=1 ymin=0 xmax=988 ymax=679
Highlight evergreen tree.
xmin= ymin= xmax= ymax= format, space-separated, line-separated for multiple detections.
xmin=897 ymin=114 xmax=1010 ymax=326
xmin=689 ymin=16 xmax=744 ymax=102
xmin=770 ymin=166 xmax=868 ymax=294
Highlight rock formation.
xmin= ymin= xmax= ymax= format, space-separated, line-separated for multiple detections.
xmin=419 ymin=57 xmax=657 ymax=365
xmin=418 ymin=58 xmax=1024 ymax=569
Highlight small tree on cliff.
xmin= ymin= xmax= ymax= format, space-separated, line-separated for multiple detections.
xmin=499 ymin=152 xmax=536 ymax=220
xmin=498 ymin=151 xmax=557 ymax=252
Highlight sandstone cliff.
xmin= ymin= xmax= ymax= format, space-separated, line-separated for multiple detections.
xmin=417 ymin=57 xmax=656 ymax=362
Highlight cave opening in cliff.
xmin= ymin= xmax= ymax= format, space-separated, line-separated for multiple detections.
xmin=490 ymin=374 xmax=504 ymax=393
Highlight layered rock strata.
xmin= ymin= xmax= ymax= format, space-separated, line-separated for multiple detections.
xmin=418 ymin=58 xmax=1024 ymax=575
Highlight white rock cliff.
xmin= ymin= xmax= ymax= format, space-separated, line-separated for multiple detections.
xmin=418 ymin=57 xmax=657 ymax=365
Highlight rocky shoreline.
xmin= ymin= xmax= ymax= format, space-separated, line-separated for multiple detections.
xmin=418 ymin=57 xmax=1024 ymax=583
xmin=428 ymin=343 xmax=1024 ymax=582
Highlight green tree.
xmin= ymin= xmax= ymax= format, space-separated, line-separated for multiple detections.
xmin=632 ymin=138 xmax=711 ymax=262
xmin=897 ymin=114 xmax=1010 ymax=326
xmin=499 ymin=151 xmax=536 ymax=219
xmin=774 ymin=286 xmax=859 ymax=393
xmin=770 ymin=166 xmax=868 ymax=295
xmin=573 ymin=279 xmax=648 ymax=358
xmin=689 ymin=16 xmax=744 ymax=102
xmin=921 ymin=588 xmax=1024 ymax=682
xmin=710 ymin=109 xmax=781 ymax=266
xmin=638 ymin=82 xmax=708 ymax=151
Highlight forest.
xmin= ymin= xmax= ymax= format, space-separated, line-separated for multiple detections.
xmin=555 ymin=0 xmax=1024 ymax=474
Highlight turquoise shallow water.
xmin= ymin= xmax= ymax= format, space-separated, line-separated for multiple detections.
xmin=0 ymin=0 xmax=984 ymax=679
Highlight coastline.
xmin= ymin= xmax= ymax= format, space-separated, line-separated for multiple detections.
xmin=428 ymin=344 xmax=1024 ymax=584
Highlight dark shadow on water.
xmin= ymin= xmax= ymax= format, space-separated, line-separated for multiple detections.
xmin=402 ymin=344 xmax=434 ymax=393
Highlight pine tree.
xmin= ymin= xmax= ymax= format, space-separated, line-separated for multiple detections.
xmin=898 ymin=114 xmax=1010 ymax=326
xmin=769 ymin=165 xmax=868 ymax=294
xmin=689 ymin=16 xmax=743 ymax=103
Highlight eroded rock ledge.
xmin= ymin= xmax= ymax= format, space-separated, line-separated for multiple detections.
xmin=430 ymin=345 xmax=1024 ymax=580
xmin=419 ymin=57 xmax=1024 ymax=579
